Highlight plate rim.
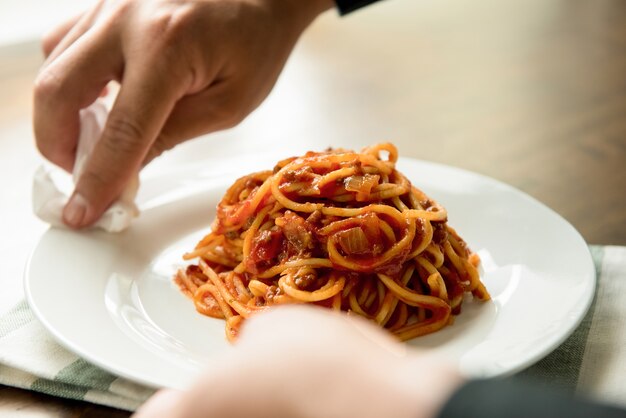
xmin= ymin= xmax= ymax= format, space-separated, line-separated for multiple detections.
xmin=24 ymin=155 xmax=597 ymax=386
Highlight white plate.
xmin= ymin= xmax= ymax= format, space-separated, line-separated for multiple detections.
xmin=24 ymin=155 xmax=595 ymax=389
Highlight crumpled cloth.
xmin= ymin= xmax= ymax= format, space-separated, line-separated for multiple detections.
xmin=32 ymin=101 xmax=139 ymax=232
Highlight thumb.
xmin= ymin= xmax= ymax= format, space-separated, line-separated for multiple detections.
xmin=63 ymin=61 xmax=181 ymax=228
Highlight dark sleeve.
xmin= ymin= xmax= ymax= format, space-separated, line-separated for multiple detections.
xmin=335 ymin=0 xmax=382 ymax=15
xmin=437 ymin=379 xmax=626 ymax=418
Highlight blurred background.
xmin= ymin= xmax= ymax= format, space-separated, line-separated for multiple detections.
xmin=0 ymin=0 xmax=96 ymax=46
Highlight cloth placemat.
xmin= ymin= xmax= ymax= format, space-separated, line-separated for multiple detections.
xmin=0 ymin=300 xmax=154 ymax=411
xmin=0 ymin=245 xmax=624 ymax=411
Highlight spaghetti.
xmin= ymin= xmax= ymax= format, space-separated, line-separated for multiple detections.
xmin=175 ymin=143 xmax=490 ymax=342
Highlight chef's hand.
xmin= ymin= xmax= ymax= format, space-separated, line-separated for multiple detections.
xmin=34 ymin=0 xmax=333 ymax=228
xmin=132 ymin=306 xmax=463 ymax=418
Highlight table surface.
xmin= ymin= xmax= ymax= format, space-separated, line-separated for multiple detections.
xmin=1 ymin=0 xmax=625 ymax=416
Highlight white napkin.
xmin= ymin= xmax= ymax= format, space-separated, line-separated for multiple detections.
xmin=32 ymin=101 xmax=139 ymax=232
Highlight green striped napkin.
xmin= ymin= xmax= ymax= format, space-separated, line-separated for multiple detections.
xmin=519 ymin=245 xmax=626 ymax=406
xmin=0 ymin=300 xmax=154 ymax=410
xmin=0 ymin=245 xmax=624 ymax=411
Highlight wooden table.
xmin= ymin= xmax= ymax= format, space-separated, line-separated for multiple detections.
xmin=1 ymin=0 xmax=625 ymax=415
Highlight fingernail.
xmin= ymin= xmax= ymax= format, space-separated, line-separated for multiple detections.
xmin=63 ymin=193 xmax=89 ymax=228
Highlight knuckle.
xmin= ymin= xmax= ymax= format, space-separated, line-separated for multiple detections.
xmin=149 ymin=8 xmax=190 ymax=45
xmin=104 ymin=116 xmax=146 ymax=152
xmin=79 ymin=167 xmax=110 ymax=190
xmin=33 ymin=69 xmax=63 ymax=103
xmin=107 ymin=0 xmax=133 ymax=21
xmin=135 ymin=7 xmax=198 ymax=83
xmin=41 ymin=33 xmax=56 ymax=57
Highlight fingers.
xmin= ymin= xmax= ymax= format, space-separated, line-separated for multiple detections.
xmin=64 ymin=58 xmax=184 ymax=228
xmin=33 ymin=28 xmax=121 ymax=172
xmin=42 ymin=12 xmax=84 ymax=58
xmin=143 ymin=81 xmax=245 ymax=165
xmin=43 ymin=0 xmax=106 ymax=65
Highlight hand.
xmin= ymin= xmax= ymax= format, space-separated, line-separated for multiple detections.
xmin=132 ymin=306 xmax=464 ymax=418
xmin=34 ymin=0 xmax=334 ymax=228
